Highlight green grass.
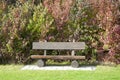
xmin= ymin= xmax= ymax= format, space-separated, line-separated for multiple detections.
xmin=0 ymin=65 xmax=120 ymax=80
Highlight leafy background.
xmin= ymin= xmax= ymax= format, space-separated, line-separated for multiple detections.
xmin=0 ymin=0 xmax=120 ymax=64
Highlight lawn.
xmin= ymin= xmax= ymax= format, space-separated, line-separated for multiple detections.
xmin=0 ymin=65 xmax=120 ymax=80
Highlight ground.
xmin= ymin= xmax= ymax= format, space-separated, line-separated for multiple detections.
xmin=0 ymin=65 xmax=120 ymax=80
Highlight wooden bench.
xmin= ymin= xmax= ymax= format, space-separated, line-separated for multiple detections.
xmin=31 ymin=42 xmax=86 ymax=68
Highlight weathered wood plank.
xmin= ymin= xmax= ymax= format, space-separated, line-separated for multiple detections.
xmin=31 ymin=55 xmax=85 ymax=60
xmin=32 ymin=42 xmax=85 ymax=50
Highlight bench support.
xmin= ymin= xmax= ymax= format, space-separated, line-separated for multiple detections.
xmin=37 ymin=59 xmax=46 ymax=67
xmin=71 ymin=39 xmax=75 ymax=56
xmin=44 ymin=50 xmax=47 ymax=56
xmin=71 ymin=50 xmax=75 ymax=56
xmin=71 ymin=60 xmax=79 ymax=68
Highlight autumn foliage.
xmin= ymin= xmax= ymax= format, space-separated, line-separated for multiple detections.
xmin=43 ymin=0 xmax=73 ymax=29
xmin=91 ymin=0 xmax=120 ymax=63
xmin=0 ymin=0 xmax=120 ymax=64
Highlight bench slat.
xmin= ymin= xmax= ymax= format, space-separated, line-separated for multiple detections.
xmin=32 ymin=42 xmax=85 ymax=50
xmin=31 ymin=55 xmax=85 ymax=60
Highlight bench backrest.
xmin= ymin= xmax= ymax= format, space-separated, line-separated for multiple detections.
xmin=32 ymin=42 xmax=85 ymax=50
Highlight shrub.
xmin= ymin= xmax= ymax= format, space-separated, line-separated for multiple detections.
xmin=0 ymin=1 xmax=54 ymax=63
xmin=67 ymin=0 xmax=104 ymax=61
xmin=92 ymin=0 xmax=120 ymax=63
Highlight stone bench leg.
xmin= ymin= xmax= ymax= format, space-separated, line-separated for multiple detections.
xmin=71 ymin=60 xmax=79 ymax=68
xmin=37 ymin=59 xmax=46 ymax=67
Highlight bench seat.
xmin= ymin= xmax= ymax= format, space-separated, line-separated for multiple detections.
xmin=31 ymin=55 xmax=85 ymax=60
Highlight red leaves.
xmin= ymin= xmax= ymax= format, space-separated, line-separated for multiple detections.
xmin=43 ymin=0 xmax=73 ymax=29
xmin=113 ymin=25 xmax=120 ymax=35
xmin=90 ymin=0 xmax=120 ymax=63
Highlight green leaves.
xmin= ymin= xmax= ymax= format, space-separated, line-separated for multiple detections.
xmin=67 ymin=0 xmax=104 ymax=61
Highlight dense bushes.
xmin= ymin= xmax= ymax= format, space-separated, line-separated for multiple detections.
xmin=0 ymin=1 xmax=54 ymax=63
xmin=91 ymin=0 xmax=120 ymax=63
xmin=0 ymin=0 xmax=120 ymax=64
xmin=0 ymin=1 xmax=34 ymax=63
